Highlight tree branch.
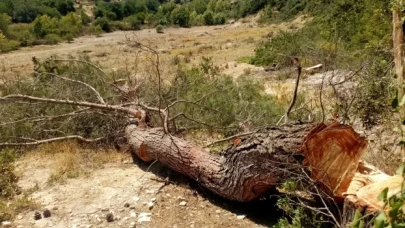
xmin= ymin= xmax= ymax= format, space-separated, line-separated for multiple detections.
xmin=284 ymin=58 xmax=302 ymax=124
xmin=0 ymin=95 xmax=138 ymax=117
xmin=38 ymin=72 xmax=106 ymax=104
xmin=0 ymin=135 xmax=104 ymax=147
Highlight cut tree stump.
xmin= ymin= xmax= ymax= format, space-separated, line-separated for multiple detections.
xmin=126 ymin=122 xmax=368 ymax=202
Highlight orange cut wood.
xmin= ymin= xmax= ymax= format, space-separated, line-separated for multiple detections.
xmin=299 ymin=122 xmax=368 ymax=197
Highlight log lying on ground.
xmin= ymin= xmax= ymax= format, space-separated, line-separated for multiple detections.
xmin=126 ymin=122 xmax=368 ymax=202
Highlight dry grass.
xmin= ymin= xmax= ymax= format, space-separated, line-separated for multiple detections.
xmin=21 ymin=142 xmax=128 ymax=186
xmin=0 ymin=195 xmax=39 ymax=222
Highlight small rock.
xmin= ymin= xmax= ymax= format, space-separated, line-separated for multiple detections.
xmin=1 ymin=221 xmax=12 ymax=228
xmin=106 ymin=212 xmax=114 ymax=222
xmin=179 ymin=201 xmax=187 ymax=206
xmin=124 ymin=203 xmax=130 ymax=208
xmin=17 ymin=215 xmax=23 ymax=220
xmin=43 ymin=209 xmax=51 ymax=218
xmin=129 ymin=206 xmax=136 ymax=210
xmin=150 ymin=198 xmax=156 ymax=202
xmin=130 ymin=211 xmax=136 ymax=217
xmin=123 ymin=217 xmax=129 ymax=221
xmin=215 ymin=210 xmax=221 ymax=214
xmin=236 ymin=215 xmax=246 ymax=220
xmin=137 ymin=213 xmax=151 ymax=223
xmin=133 ymin=196 xmax=140 ymax=202
xmin=145 ymin=190 xmax=154 ymax=194
xmin=101 ymin=208 xmax=109 ymax=212
xmin=52 ymin=206 xmax=58 ymax=210
xmin=119 ymin=208 xmax=125 ymax=212
xmin=177 ymin=196 xmax=186 ymax=201
xmin=34 ymin=211 xmax=42 ymax=220
xmin=147 ymin=202 xmax=154 ymax=210
xmin=68 ymin=209 xmax=72 ymax=213
xmin=130 ymin=222 xmax=136 ymax=228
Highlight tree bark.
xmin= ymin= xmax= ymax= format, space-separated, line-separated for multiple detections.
xmin=126 ymin=122 xmax=367 ymax=202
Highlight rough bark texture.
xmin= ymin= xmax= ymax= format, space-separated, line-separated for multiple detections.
xmin=126 ymin=122 xmax=368 ymax=203
xmin=126 ymin=123 xmax=314 ymax=201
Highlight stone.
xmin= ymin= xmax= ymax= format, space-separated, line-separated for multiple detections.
xmin=130 ymin=211 xmax=137 ymax=218
xmin=236 ymin=215 xmax=246 ymax=220
xmin=138 ymin=213 xmax=151 ymax=223
xmin=1 ymin=221 xmax=12 ymax=228
xmin=147 ymin=202 xmax=154 ymax=210
xmin=179 ymin=201 xmax=187 ymax=206
xmin=130 ymin=222 xmax=136 ymax=228
xmin=124 ymin=203 xmax=130 ymax=208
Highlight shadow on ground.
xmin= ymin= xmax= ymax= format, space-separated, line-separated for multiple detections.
xmin=131 ymin=154 xmax=282 ymax=227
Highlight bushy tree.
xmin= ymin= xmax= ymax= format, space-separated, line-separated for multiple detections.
xmin=171 ymin=6 xmax=190 ymax=27
xmin=94 ymin=17 xmax=111 ymax=32
xmin=0 ymin=13 xmax=11 ymax=37
xmin=203 ymin=11 xmax=214 ymax=25
xmin=32 ymin=15 xmax=59 ymax=39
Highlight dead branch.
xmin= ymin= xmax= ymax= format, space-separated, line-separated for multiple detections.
xmin=0 ymin=94 xmax=138 ymax=117
xmin=284 ymin=58 xmax=303 ymax=124
xmin=205 ymin=131 xmax=258 ymax=147
xmin=0 ymin=135 xmax=103 ymax=147
xmin=37 ymin=72 xmax=106 ymax=104
xmin=0 ymin=108 xmax=91 ymax=126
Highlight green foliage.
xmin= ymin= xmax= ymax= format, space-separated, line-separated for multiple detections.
xmin=274 ymin=197 xmax=316 ymax=228
xmin=0 ymin=149 xmax=18 ymax=199
xmin=0 ymin=55 xmax=135 ymax=142
xmin=125 ymin=15 xmax=142 ymax=30
xmin=156 ymin=24 xmax=164 ymax=33
xmin=95 ymin=17 xmax=111 ymax=32
xmin=0 ymin=32 xmax=20 ymax=53
xmin=203 ymin=11 xmax=214 ymax=25
xmin=138 ymin=57 xmax=284 ymax=132
xmin=251 ymin=29 xmax=316 ymax=67
xmin=0 ymin=0 xmax=75 ymax=23
xmin=0 ymin=13 xmax=11 ymax=37
xmin=32 ymin=15 xmax=59 ymax=38
xmin=171 ymin=6 xmax=190 ymax=27
xmin=354 ymin=58 xmax=394 ymax=128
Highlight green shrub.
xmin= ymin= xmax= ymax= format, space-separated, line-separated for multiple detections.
xmin=125 ymin=15 xmax=142 ymax=30
xmin=138 ymin=57 xmax=284 ymax=133
xmin=44 ymin=33 xmax=61 ymax=44
xmin=8 ymin=24 xmax=35 ymax=47
xmin=0 ymin=13 xmax=11 ymax=37
xmin=0 ymin=149 xmax=18 ymax=199
xmin=203 ymin=11 xmax=214 ymax=25
xmin=156 ymin=24 xmax=164 ymax=33
xmin=0 ymin=32 xmax=19 ymax=52
xmin=94 ymin=17 xmax=111 ymax=32
xmin=32 ymin=15 xmax=59 ymax=38
xmin=251 ymin=29 xmax=316 ymax=67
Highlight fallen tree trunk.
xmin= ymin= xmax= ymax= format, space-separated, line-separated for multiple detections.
xmin=126 ymin=122 xmax=368 ymax=202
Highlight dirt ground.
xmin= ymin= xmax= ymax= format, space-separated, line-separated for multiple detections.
xmin=1 ymin=17 xmax=311 ymax=228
